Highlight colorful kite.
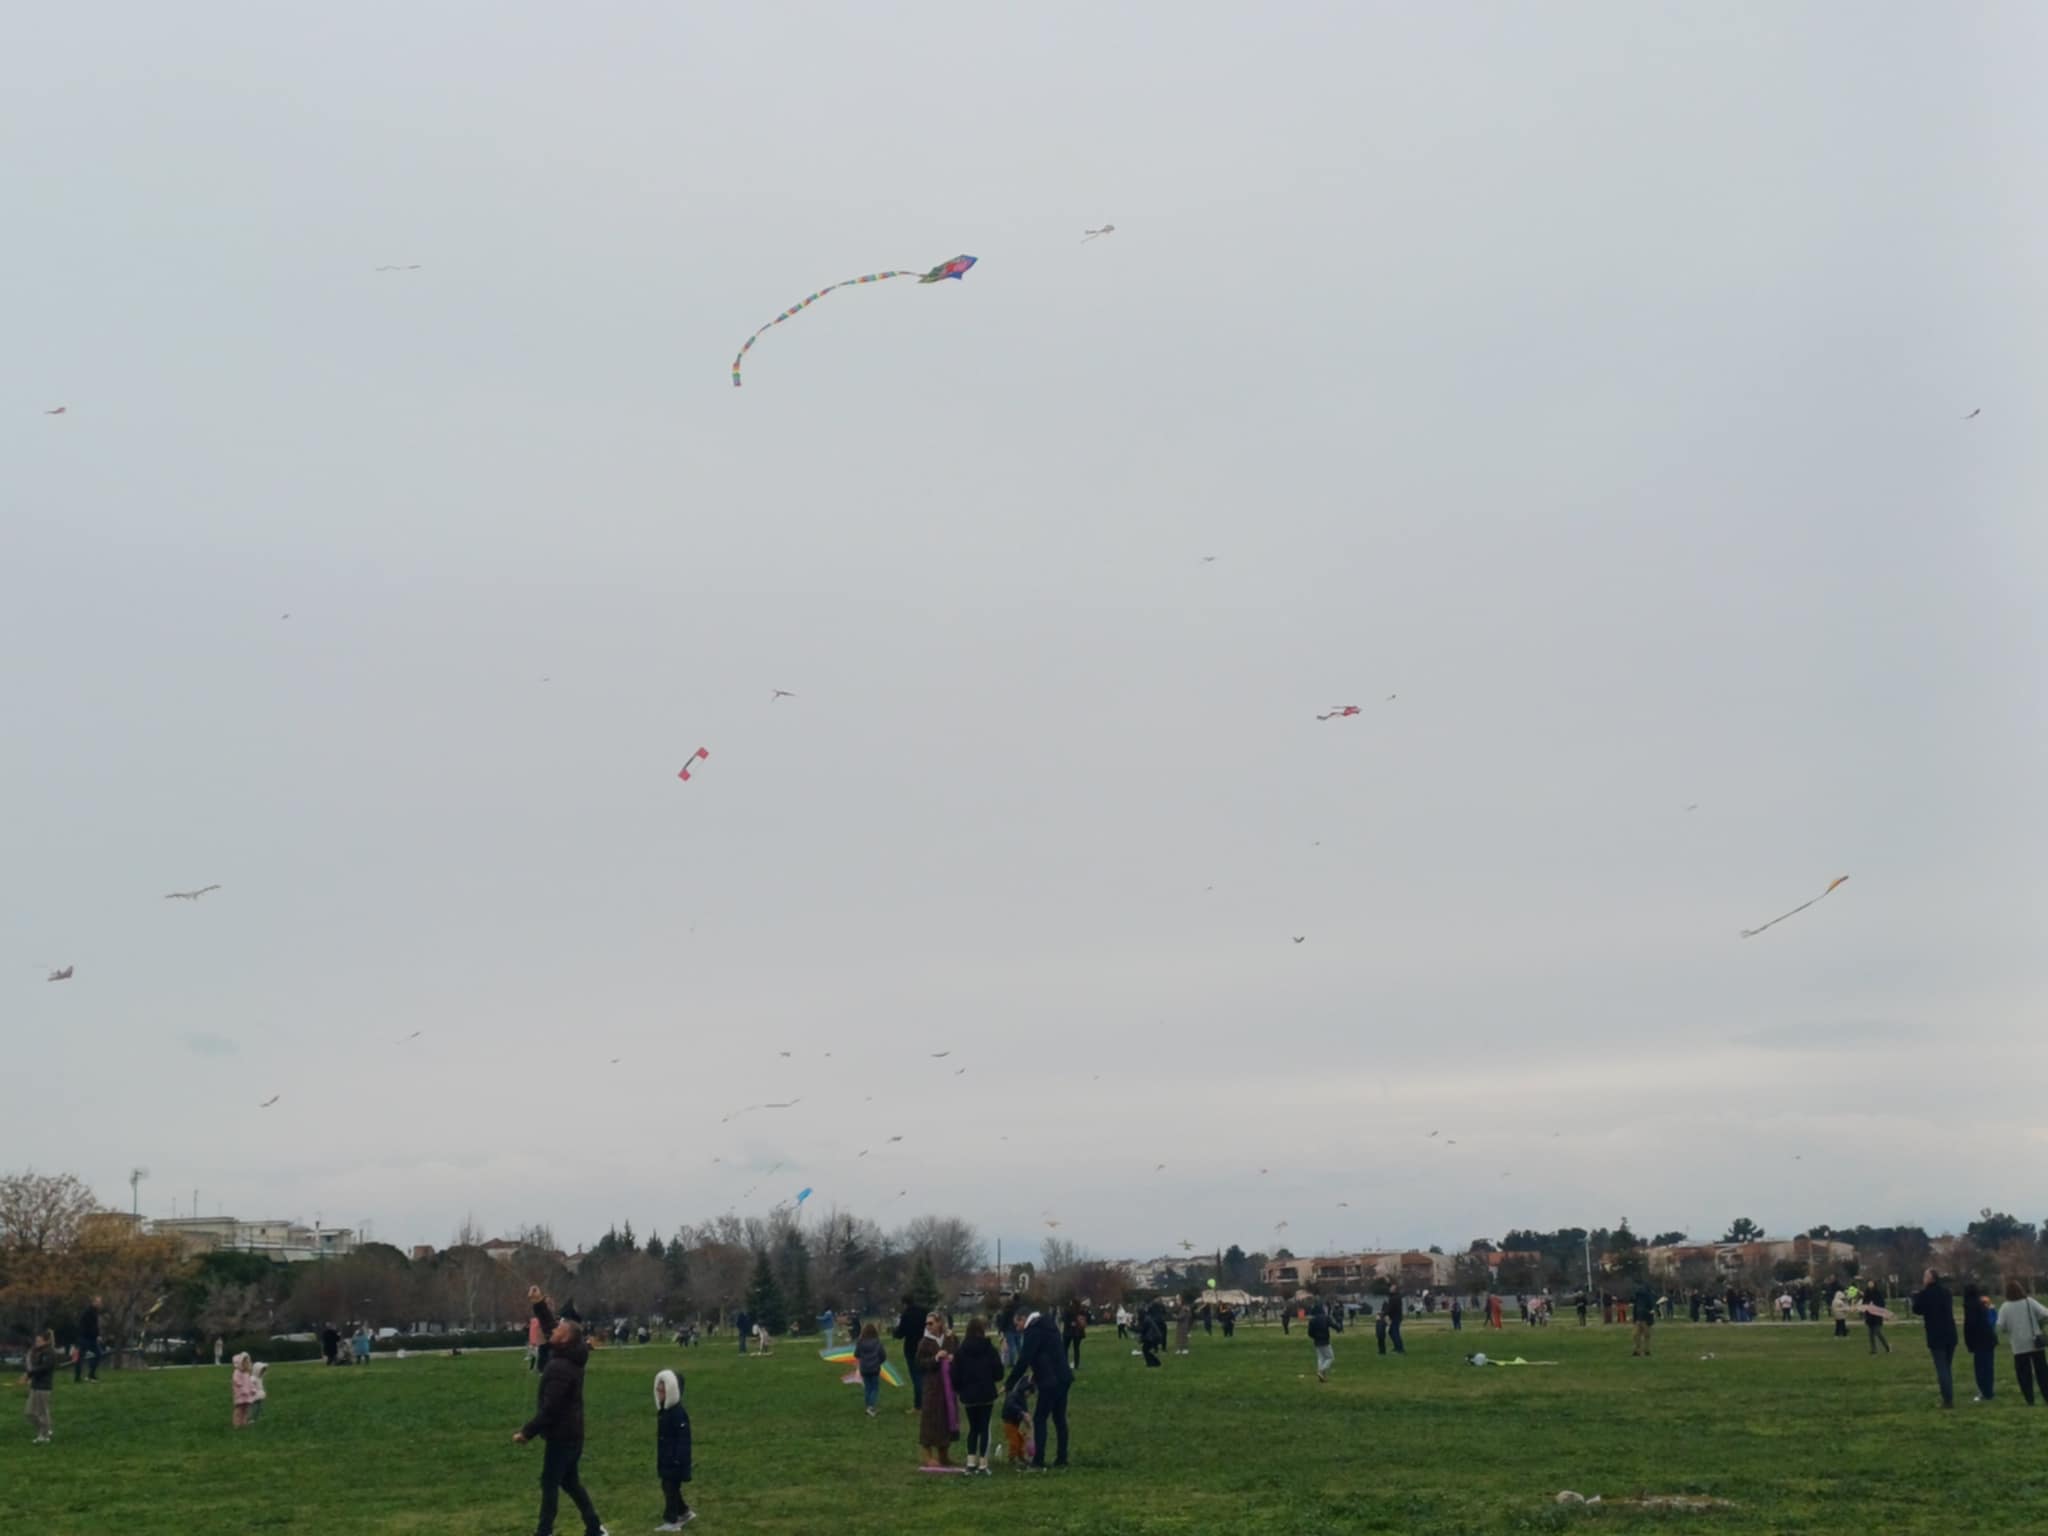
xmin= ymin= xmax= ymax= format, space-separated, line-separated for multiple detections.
xmin=677 ymin=748 xmax=709 ymax=782
xmin=795 ymin=1187 xmax=812 ymax=1207
xmin=1740 ymin=875 xmax=1849 ymax=938
xmin=820 ymin=1345 xmax=902 ymax=1387
xmin=1316 ymin=706 xmax=1361 ymax=721
xmin=731 ymin=256 xmax=977 ymax=387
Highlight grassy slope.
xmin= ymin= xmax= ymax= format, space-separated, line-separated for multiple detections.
xmin=6 ymin=1318 xmax=2043 ymax=1534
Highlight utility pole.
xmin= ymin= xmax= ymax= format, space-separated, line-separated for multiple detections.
xmin=1584 ymin=1231 xmax=1593 ymax=1296
xmin=129 ymin=1166 xmax=148 ymax=1217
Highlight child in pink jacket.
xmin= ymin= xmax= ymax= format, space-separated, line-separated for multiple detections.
xmin=231 ymin=1353 xmax=262 ymax=1428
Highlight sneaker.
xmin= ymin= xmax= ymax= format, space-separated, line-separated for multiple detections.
xmin=679 ymin=1515 xmax=697 ymax=1528
xmin=658 ymin=1524 xmax=683 ymax=1532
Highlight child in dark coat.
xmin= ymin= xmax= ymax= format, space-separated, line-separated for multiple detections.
xmin=655 ymin=1369 xmax=694 ymax=1529
xmin=999 ymin=1375 xmax=1035 ymax=1467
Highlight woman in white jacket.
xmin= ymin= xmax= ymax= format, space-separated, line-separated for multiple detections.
xmin=1994 ymin=1279 xmax=2048 ymax=1406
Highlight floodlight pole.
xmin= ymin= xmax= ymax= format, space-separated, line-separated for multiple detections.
xmin=1584 ymin=1232 xmax=1592 ymax=1295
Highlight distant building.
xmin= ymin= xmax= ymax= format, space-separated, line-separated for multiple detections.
xmin=1647 ymin=1235 xmax=1856 ymax=1278
xmin=1259 ymin=1251 xmax=1454 ymax=1291
xmin=151 ymin=1216 xmax=357 ymax=1263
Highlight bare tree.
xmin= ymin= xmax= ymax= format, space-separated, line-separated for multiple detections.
xmin=451 ymin=1212 xmax=486 ymax=1250
xmin=899 ymin=1215 xmax=984 ymax=1291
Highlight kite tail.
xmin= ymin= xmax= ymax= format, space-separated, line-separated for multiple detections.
xmin=731 ymin=269 xmax=922 ymax=386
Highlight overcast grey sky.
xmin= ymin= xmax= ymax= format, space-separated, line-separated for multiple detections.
xmin=5 ymin=2 xmax=2042 ymax=1262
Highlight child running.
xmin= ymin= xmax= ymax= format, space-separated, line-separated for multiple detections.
xmin=654 ymin=1368 xmax=694 ymax=1529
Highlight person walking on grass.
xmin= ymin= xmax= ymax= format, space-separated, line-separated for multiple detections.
xmin=21 ymin=1328 xmax=67 ymax=1444
xmin=1962 ymin=1282 xmax=1998 ymax=1402
xmin=74 ymin=1296 xmax=102 ymax=1384
xmin=1911 ymin=1268 xmax=1957 ymax=1408
xmin=1005 ymin=1309 xmax=1073 ymax=1470
xmin=653 ymin=1367 xmax=694 ymax=1530
xmin=1995 ymin=1279 xmax=2048 ymax=1405
xmin=1631 ymin=1282 xmax=1657 ymax=1357
xmin=1386 ymin=1287 xmax=1406 ymax=1354
xmin=1139 ymin=1302 xmax=1166 ymax=1368
xmin=1308 ymin=1302 xmax=1335 ymax=1382
xmin=514 ymin=1315 xmax=607 ymax=1536
xmin=353 ymin=1321 xmax=371 ymax=1365
xmin=854 ymin=1323 xmax=887 ymax=1417
xmin=951 ymin=1317 xmax=1003 ymax=1475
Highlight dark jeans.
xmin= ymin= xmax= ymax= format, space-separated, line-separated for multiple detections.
xmin=74 ymin=1339 xmax=102 ymax=1382
xmin=906 ymin=1346 xmax=923 ymax=1408
xmin=1031 ymin=1380 xmax=1070 ymax=1467
xmin=1141 ymin=1339 xmax=1161 ymax=1366
xmin=1375 ymin=1329 xmax=1387 ymax=1355
xmin=536 ymin=1439 xmax=602 ymax=1536
xmin=1929 ymin=1344 xmax=1954 ymax=1405
xmin=2018 ymin=1349 xmax=2048 ymax=1405
xmin=1389 ymin=1319 xmax=1404 ymax=1354
xmin=1835 ymin=1319 xmax=1848 ymax=1337
xmin=964 ymin=1401 xmax=993 ymax=1457
xmin=1867 ymin=1319 xmax=1889 ymax=1354
xmin=1067 ymin=1337 xmax=1082 ymax=1369
xmin=662 ymin=1476 xmax=691 ymax=1523
xmin=1452 ymin=1312 xmax=1462 ymax=1330
xmin=1972 ymin=1346 xmax=1997 ymax=1399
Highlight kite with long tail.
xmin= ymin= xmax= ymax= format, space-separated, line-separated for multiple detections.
xmin=731 ymin=256 xmax=977 ymax=387
xmin=1740 ymin=875 xmax=1848 ymax=938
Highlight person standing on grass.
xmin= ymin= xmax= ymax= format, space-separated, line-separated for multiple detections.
xmin=21 ymin=1328 xmax=67 ymax=1444
xmin=1630 ymin=1282 xmax=1657 ymax=1357
xmin=1373 ymin=1304 xmax=1388 ymax=1355
xmin=74 ymin=1296 xmax=102 ymax=1383
xmin=1911 ymin=1269 xmax=1957 ymax=1408
xmin=353 ymin=1321 xmax=372 ymax=1365
xmin=1864 ymin=1285 xmax=1892 ymax=1355
xmin=894 ymin=1294 xmax=928 ymax=1410
xmin=1995 ymin=1279 xmax=2048 ymax=1405
xmin=1062 ymin=1302 xmax=1087 ymax=1372
xmin=1115 ymin=1303 xmax=1131 ymax=1341
xmin=735 ymin=1306 xmax=751 ymax=1355
xmin=1139 ymin=1302 xmax=1166 ymax=1367
xmin=514 ymin=1315 xmax=606 ymax=1536
xmin=1962 ymin=1282 xmax=1998 ymax=1402
xmin=951 ymin=1318 xmax=1003 ymax=1475
xmin=915 ymin=1317 xmax=958 ymax=1470
xmin=1174 ymin=1296 xmax=1194 ymax=1357
xmin=854 ymin=1323 xmax=887 ymax=1417
xmin=653 ymin=1367 xmax=693 ymax=1530
xmin=231 ymin=1352 xmax=260 ymax=1428
xmin=1386 ymin=1287 xmax=1406 ymax=1354
xmin=1005 ymin=1309 xmax=1072 ymax=1469
xmin=1487 ymin=1293 xmax=1504 ymax=1330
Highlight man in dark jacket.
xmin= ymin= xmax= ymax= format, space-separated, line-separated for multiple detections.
xmin=893 ymin=1295 xmax=927 ymax=1409
xmin=734 ymin=1307 xmax=751 ymax=1354
xmin=320 ymin=1322 xmax=341 ymax=1366
xmin=1631 ymin=1284 xmax=1657 ymax=1357
xmin=514 ymin=1316 xmax=606 ymax=1536
xmin=1005 ymin=1310 xmax=1073 ymax=1469
xmin=74 ymin=1296 xmax=102 ymax=1383
xmin=1308 ymin=1303 xmax=1334 ymax=1381
xmin=1139 ymin=1301 xmax=1166 ymax=1367
xmin=1912 ymin=1268 xmax=1958 ymax=1408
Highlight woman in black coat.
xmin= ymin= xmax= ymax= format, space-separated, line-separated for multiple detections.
xmin=950 ymin=1318 xmax=1003 ymax=1474
xmin=655 ymin=1369 xmax=692 ymax=1528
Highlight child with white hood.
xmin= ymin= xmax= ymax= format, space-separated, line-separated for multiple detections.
xmin=654 ymin=1368 xmax=695 ymax=1529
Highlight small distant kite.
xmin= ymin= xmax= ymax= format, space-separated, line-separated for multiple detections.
xmin=1044 ymin=1219 xmax=1061 ymax=1229
xmin=259 ymin=1095 xmax=280 ymax=1108
xmin=1740 ymin=875 xmax=1849 ymax=938
xmin=886 ymin=1135 xmax=903 ymax=1143
xmin=953 ymin=1067 xmax=966 ymax=1076
xmin=1962 ymin=408 xmax=1981 ymax=419
xmin=1428 ymin=1130 xmax=1438 ymax=1138
xmin=397 ymin=1030 xmax=423 ymax=1044
xmin=374 ymin=265 xmax=422 ymax=272
xmin=795 ymin=1187 xmax=812 ymax=1207
xmin=1292 ymin=936 xmax=1306 ymax=944
xmin=1154 ymin=1164 xmax=1166 ymax=1173
xmin=1177 ymin=1239 xmax=1195 ymax=1252
xmin=44 ymin=406 xmax=67 ymax=415
xmin=164 ymin=885 xmax=221 ymax=901
xmin=731 ymin=255 xmax=977 ymax=387
xmin=770 ymin=690 xmax=797 ymax=701
xmin=1200 ymin=555 xmax=1218 ymax=564
xmin=1316 ymin=706 xmax=1361 ymax=721
xmin=1081 ymin=225 xmax=1116 ymax=243
xmin=930 ymin=1051 xmax=950 ymax=1058
xmin=677 ymin=748 xmax=710 ymax=782
xmin=47 ymin=966 xmax=74 ymax=982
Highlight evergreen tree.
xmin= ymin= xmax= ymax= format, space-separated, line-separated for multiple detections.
xmin=779 ymin=1229 xmax=815 ymax=1333
xmin=645 ymin=1233 xmax=666 ymax=1261
xmin=747 ymin=1248 xmax=787 ymax=1334
xmin=908 ymin=1251 xmax=941 ymax=1312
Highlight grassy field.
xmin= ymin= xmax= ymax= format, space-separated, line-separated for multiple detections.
xmin=7 ymin=1316 xmax=2043 ymax=1534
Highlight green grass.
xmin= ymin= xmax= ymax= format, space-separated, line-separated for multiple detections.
xmin=8 ymin=1319 xmax=2044 ymax=1533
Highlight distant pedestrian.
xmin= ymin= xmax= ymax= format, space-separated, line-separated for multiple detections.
xmin=1995 ymin=1279 xmax=2048 ymax=1405
xmin=1864 ymin=1287 xmax=1892 ymax=1355
xmin=513 ymin=1314 xmax=606 ymax=1536
xmin=250 ymin=1361 xmax=268 ymax=1421
xmin=1487 ymin=1294 xmax=1503 ymax=1329
xmin=353 ymin=1322 xmax=372 ymax=1365
xmin=818 ymin=1307 xmax=837 ymax=1348
xmin=21 ymin=1328 xmax=65 ymax=1443
xmin=853 ymin=1323 xmax=887 ymax=1417
xmin=213 ymin=1336 xmax=224 ymax=1367
xmin=735 ymin=1307 xmax=752 ymax=1355
xmin=231 ymin=1352 xmax=260 ymax=1428
xmin=1139 ymin=1303 xmax=1166 ymax=1367
xmin=1308 ymin=1303 xmax=1335 ymax=1382
xmin=1911 ymin=1269 xmax=1957 ymax=1408
xmin=653 ymin=1368 xmax=693 ymax=1530
xmin=1386 ymin=1288 xmax=1405 ymax=1354
xmin=320 ymin=1322 xmax=340 ymax=1366
xmin=1450 ymin=1297 xmax=1463 ymax=1331
xmin=1063 ymin=1304 xmax=1087 ymax=1372
xmin=1962 ymin=1282 xmax=1998 ymax=1402
xmin=1115 ymin=1304 xmax=1131 ymax=1340
xmin=1175 ymin=1300 xmax=1193 ymax=1356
